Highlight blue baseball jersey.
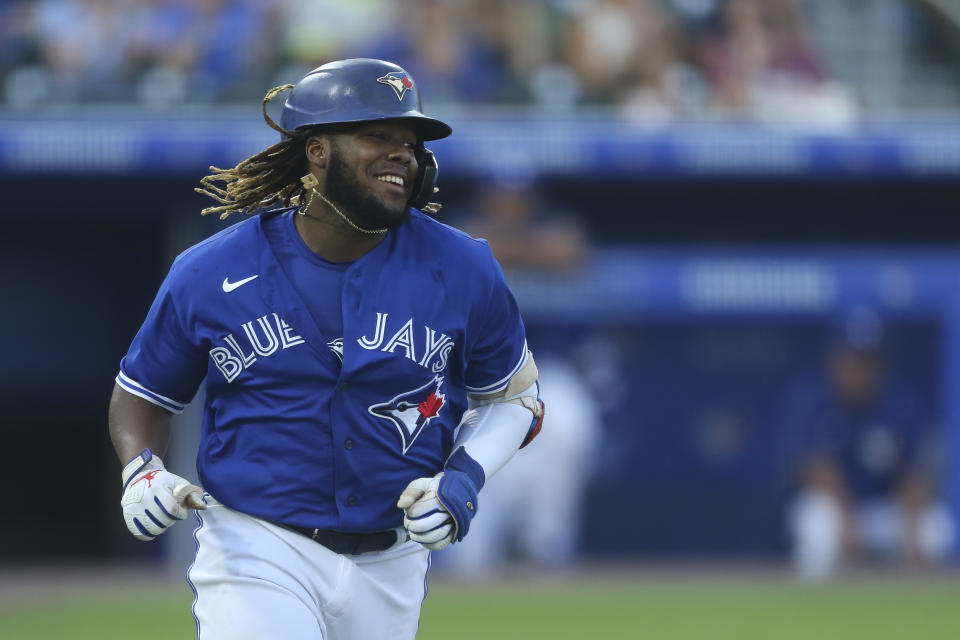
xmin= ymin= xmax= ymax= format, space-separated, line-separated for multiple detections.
xmin=117 ymin=207 xmax=528 ymax=532
xmin=778 ymin=373 xmax=932 ymax=500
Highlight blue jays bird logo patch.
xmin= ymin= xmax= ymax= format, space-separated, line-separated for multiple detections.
xmin=377 ymin=72 xmax=413 ymax=101
xmin=369 ymin=375 xmax=445 ymax=453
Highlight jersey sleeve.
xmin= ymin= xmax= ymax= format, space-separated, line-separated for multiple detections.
xmin=463 ymin=243 xmax=528 ymax=396
xmin=116 ymin=264 xmax=208 ymax=413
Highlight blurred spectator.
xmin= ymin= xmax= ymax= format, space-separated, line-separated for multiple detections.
xmin=0 ymin=2 xmax=37 ymax=73
xmin=124 ymin=0 xmax=196 ymax=105
xmin=469 ymin=0 xmax=555 ymax=104
xmin=0 ymin=0 xmax=862 ymax=120
xmin=439 ymin=176 xmax=600 ymax=577
xmin=362 ymin=0 xmax=512 ymax=105
xmin=694 ymin=0 xmax=857 ymax=124
xmin=558 ymin=0 xmax=691 ymax=119
xmin=134 ymin=0 xmax=283 ymax=104
xmin=0 ymin=1 xmax=45 ymax=109
xmin=782 ymin=310 xmax=954 ymax=580
xmin=277 ymin=0 xmax=386 ymax=72
xmin=2 ymin=0 xmax=288 ymax=107
xmin=454 ymin=175 xmax=589 ymax=275
xmin=29 ymin=0 xmax=128 ymax=102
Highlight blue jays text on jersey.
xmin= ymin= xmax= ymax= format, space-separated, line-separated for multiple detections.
xmin=208 ymin=310 xmax=455 ymax=383
xmin=116 ymin=208 xmax=528 ymax=533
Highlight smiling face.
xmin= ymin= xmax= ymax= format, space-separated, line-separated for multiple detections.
xmin=318 ymin=120 xmax=420 ymax=231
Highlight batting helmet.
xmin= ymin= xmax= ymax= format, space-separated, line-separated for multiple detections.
xmin=280 ymin=58 xmax=452 ymax=140
xmin=277 ymin=58 xmax=451 ymax=211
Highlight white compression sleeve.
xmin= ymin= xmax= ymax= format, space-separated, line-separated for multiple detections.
xmin=451 ymin=382 xmax=538 ymax=480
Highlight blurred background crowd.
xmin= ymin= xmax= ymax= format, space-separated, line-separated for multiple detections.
xmin=2 ymin=0 xmax=960 ymax=592
xmin=3 ymin=0 xmax=958 ymax=121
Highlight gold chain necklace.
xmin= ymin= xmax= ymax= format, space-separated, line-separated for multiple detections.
xmin=298 ymin=187 xmax=388 ymax=235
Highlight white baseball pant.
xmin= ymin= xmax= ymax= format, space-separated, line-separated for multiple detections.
xmin=188 ymin=494 xmax=430 ymax=640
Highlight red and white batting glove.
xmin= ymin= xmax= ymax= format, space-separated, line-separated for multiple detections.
xmin=120 ymin=448 xmax=205 ymax=541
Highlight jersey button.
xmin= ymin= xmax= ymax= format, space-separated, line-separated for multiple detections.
xmin=339 ymin=382 xmax=350 ymax=391
xmin=344 ymin=438 xmax=354 ymax=450
xmin=347 ymin=495 xmax=357 ymax=506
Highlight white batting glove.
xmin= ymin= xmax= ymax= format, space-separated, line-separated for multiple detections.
xmin=120 ymin=448 xmax=206 ymax=541
xmin=397 ymin=474 xmax=455 ymax=551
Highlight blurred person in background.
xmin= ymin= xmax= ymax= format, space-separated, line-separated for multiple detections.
xmin=4 ymin=0 xmax=286 ymax=107
xmin=130 ymin=0 xmax=283 ymax=104
xmin=362 ymin=0 xmax=511 ymax=104
xmin=453 ymin=173 xmax=589 ymax=275
xmin=784 ymin=310 xmax=954 ymax=580
xmin=559 ymin=0 xmax=688 ymax=118
xmin=693 ymin=0 xmax=856 ymax=124
xmin=440 ymin=175 xmax=600 ymax=578
xmin=468 ymin=0 xmax=556 ymax=104
xmin=124 ymin=0 xmax=197 ymax=103
xmin=27 ymin=0 xmax=128 ymax=102
xmin=0 ymin=2 xmax=39 ymax=94
xmin=275 ymin=0 xmax=386 ymax=80
xmin=2 ymin=0 xmax=858 ymax=119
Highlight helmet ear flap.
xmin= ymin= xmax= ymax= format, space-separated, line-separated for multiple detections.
xmin=410 ymin=147 xmax=440 ymax=212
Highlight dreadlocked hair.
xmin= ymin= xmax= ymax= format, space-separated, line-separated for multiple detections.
xmin=195 ymin=84 xmax=311 ymax=220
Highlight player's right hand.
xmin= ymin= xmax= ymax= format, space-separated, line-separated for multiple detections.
xmin=120 ymin=448 xmax=206 ymax=541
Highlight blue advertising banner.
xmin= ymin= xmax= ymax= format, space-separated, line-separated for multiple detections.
xmin=3 ymin=111 xmax=960 ymax=176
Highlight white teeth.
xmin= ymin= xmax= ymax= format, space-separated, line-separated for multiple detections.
xmin=377 ymin=175 xmax=404 ymax=186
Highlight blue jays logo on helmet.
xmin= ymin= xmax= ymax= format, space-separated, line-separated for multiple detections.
xmin=377 ymin=71 xmax=413 ymax=101
xmin=369 ymin=375 xmax=446 ymax=454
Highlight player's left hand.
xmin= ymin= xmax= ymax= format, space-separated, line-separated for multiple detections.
xmin=397 ymin=474 xmax=455 ymax=550
xmin=397 ymin=466 xmax=480 ymax=551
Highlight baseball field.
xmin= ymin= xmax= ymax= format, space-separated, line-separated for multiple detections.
xmin=1 ymin=568 xmax=958 ymax=639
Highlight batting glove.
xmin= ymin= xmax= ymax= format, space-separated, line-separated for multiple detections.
xmin=397 ymin=447 xmax=485 ymax=551
xmin=120 ymin=448 xmax=205 ymax=541
xmin=398 ymin=474 xmax=455 ymax=550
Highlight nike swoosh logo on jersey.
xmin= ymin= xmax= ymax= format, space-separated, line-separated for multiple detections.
xmin=222 ymin=275 xmax=259 ymax=292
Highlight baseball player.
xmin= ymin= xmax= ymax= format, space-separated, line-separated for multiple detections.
xmin=108 ymin=58 xmax=543 ymax=640
xmin=787 ymin=316 xmax=953 ymax=579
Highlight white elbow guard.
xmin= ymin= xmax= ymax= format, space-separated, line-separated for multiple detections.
xmin=468 ymin=351 xmax=544 ymax=448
